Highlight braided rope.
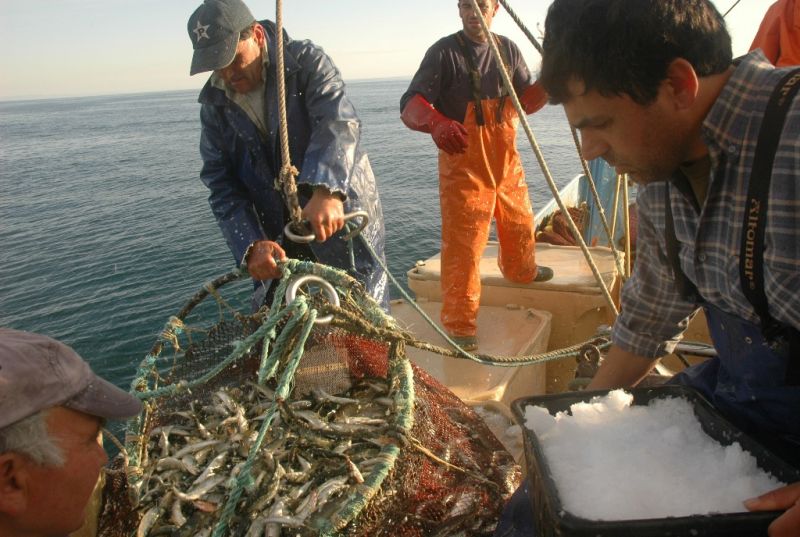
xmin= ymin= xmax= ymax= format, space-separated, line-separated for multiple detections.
xmin=212 ymin=303 xmax=316 ymax=537
xmin=622 ymin=173 xmax=632 ymax=277
xmin=274 ymin=0 xmax=303 ymax=227
xmin=497 ymin=0 xmax=627 ymax=287
xmin=569 ymin=127 xmax=628 ymax=280
xmin=324 ymin=301 xmax=611 ymax=367
xmin=346 ymin=234 xmax=614 ymax=366
xmin=497 ymin=0 xmax=542 ymax=55
xmin=132 ymin=298 xmax=300 ymax=401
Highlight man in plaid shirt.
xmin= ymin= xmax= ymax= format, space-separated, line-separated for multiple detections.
xmin=494 ymin=1 xmax=800 ymax=536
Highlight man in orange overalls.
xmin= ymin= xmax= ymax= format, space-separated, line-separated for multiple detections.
xmin=750 ymin=0 xmax=800 ymax=67
xmin=400 ymin=0 xmax=552 ymax=350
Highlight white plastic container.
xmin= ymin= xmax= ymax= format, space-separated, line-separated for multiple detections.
xmin=407 ymin=241 xmax=620 ymax=393
xmin=389 ymin=298 xmax=551 ymax=406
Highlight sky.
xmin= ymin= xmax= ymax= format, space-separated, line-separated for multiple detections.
xmin=0 ymin=0 xmax=772 ymax=101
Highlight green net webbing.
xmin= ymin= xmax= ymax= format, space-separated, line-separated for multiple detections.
xmin=96 ymin=260 xmax=520 ymax=537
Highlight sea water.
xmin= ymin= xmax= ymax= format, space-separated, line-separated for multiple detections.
xmin=0 ymin=79 xmax=581 ymax=402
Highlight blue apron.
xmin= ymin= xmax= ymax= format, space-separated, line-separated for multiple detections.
xmin=671 ymin=303 xmax=800 ymax=467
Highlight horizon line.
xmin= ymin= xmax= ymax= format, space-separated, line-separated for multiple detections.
xmin=0 ymin=75 xmax=412 ymax=104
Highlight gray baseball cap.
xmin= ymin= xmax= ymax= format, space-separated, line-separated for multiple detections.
xmin=188 ymin=0 xmax=256 ymax=75
xmin=0 ymin=328 xmax=142 ymax=429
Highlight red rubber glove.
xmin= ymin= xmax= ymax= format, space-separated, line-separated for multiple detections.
xmin=401 ymin=93 xmax=468 ymax=154
xmin=520 ymin=81 xmax=548 ymax=114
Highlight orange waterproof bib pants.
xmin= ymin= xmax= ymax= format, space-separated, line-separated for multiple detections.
xmin=438 ymin=98 xmax=537 ymax=337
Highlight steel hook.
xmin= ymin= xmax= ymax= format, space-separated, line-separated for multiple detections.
xmin=283 ymin=211 xmax=370 ymax=244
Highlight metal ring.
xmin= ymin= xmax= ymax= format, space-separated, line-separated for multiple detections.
xmin=284 ymin=275 xmax=340 ymax=324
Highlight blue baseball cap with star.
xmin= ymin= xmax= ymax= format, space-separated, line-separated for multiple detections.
xmin=187 ymin=0 xmax=256 ymax=75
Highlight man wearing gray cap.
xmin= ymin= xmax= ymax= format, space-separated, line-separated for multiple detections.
xmin=187 ymin=0 xmax=389 ymax=311
xmin=0 ymin=327 xmax=142 ymax=537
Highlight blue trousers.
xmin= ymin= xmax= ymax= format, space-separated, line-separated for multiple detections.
xmin=493 ymin=479 xmax=536 ymax=537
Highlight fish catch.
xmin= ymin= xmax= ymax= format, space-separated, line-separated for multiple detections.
xmin=134 ymin=377 xmax=398 ymax=536
xmin=98 ymin=263 xmax=520 ymax=537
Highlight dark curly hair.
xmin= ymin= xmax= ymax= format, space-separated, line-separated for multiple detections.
xmin=540 ymin=0 xmax=732 ymax=105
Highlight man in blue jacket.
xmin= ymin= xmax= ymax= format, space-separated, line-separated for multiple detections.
xmin=187 ymin=0 xmax=388 ymax=310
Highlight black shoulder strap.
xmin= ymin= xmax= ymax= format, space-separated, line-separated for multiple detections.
xmin=664 ymin=181 xmax=701 ymax=303
xmin=739 ymin=68 xmax=800 ymax=336
xmin=491 ymin=33 xmax=512 ymax=122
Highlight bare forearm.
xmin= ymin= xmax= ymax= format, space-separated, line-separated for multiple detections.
xmin=587 ymin=345 xmax=660 ymax=390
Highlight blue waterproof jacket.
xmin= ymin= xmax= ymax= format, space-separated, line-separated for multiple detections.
xmin=197 ymin=21 xmax=388 ymax=308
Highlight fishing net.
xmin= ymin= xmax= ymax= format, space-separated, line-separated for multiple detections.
xmin=96 ymin=260 xmax=520 ymax=537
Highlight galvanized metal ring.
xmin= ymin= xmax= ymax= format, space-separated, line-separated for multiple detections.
xmin=284 ymin=275 xmax=340 ymax=325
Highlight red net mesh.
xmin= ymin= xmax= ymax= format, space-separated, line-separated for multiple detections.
xmin=97 ymin=291 xmax=520 ymax=536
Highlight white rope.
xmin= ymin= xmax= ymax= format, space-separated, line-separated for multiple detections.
xmin=470 ymin=0 xmax=619 ymax=316
xmin=569 ymin=127 xmax=628 ymax=281
xmin=499 ymin=0 xmax=627 ymax=283
xmin=622 ymin=174 xmax=632 ymax=278
xmin=274 ymin=0 xmax=303 ymax=227
xmin=610 ymin=174 xmax=622 ymax=244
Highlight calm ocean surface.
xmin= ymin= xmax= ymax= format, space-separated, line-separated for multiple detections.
xmin=0 ymin=79 xmax=581 ymax=398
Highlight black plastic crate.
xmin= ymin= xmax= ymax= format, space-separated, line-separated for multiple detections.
xmin=511 ymin=385 xmax=800 ymax=537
